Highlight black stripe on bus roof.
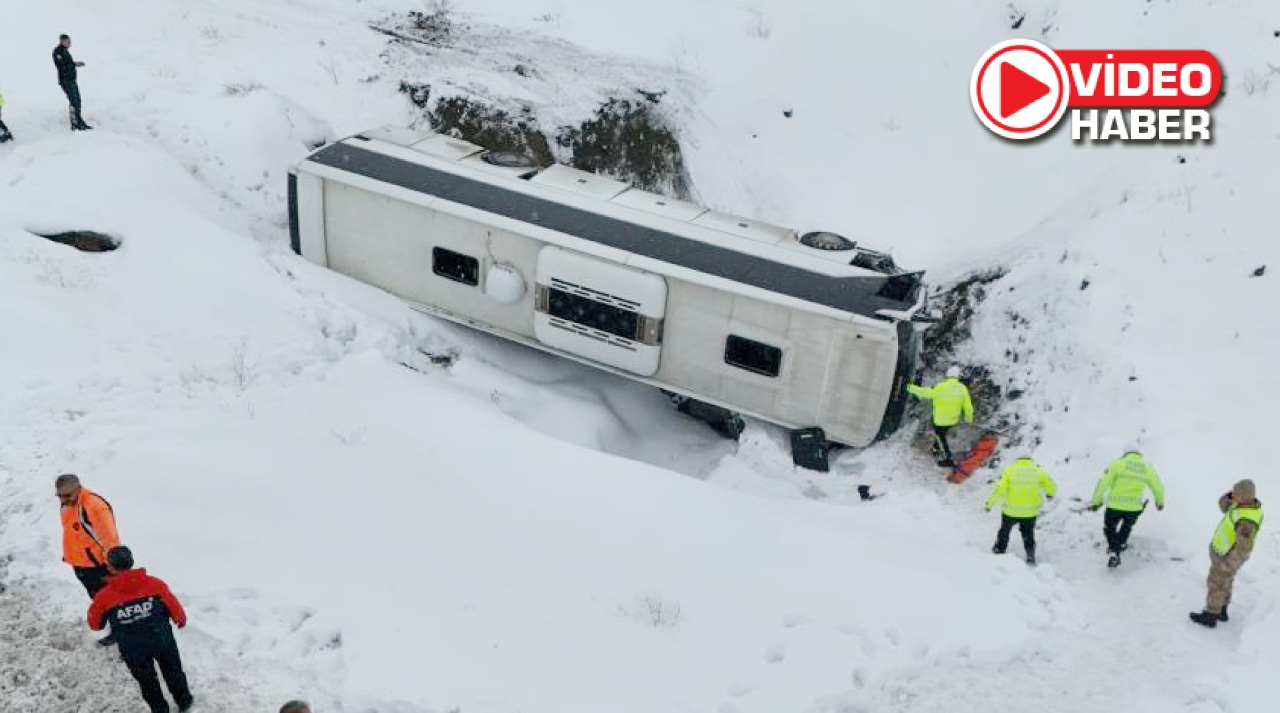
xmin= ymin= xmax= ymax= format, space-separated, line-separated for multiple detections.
xmin=306 ymin=141 xmax=923 ymax=315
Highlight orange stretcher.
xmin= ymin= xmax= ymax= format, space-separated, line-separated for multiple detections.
xmin=947 ymin=431 xmax=999 ymax=483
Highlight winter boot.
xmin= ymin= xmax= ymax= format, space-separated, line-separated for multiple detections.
xmin=1025 ymin=549 xmax=1036 ymax=566
xmin=1189 ymin=610 xmax=1219 ymax=628
xmin=992 ymin=544 xmax=1005 ymax=555
xmin=1107 ymin=552 xmax=1121 ymax=568
xmin=1219 ymin=601 xmax=1229 ymax=623
xmin=71 ymin=108 xmax=92 ymax=131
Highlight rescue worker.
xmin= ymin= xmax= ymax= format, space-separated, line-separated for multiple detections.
xmin=52 ymin=33 xmax=92 ymax=131
xmin=280 ymin=701 xmax=313 ymax=713
xmin=984 ymin=456 xmax=1057 ymax=565
xmin=88 ymin=546 xmax=194 ymax=712
xmin=57 ymin=473 xmax=121 ymax=644
xmin=1189 ymin=479 xmax=1263 ymax=628
xmin=0 ymin=83 xmax=13 ymax=143
xmin=906 ymin=365 xmax=974 ymax=466
xmin=1089 ymin=445 xmax=1165 ymax=568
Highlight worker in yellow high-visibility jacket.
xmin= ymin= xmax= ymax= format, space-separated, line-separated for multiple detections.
xmin=984 ymin=456 xmax=1057 ymax=565
xmin=1089 ymin=445 xmax=1165 ymax=568
xmin=906 ymin=365 xmax=974 ymax=466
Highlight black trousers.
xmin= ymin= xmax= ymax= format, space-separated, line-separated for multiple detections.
xmin=0 ymin=106 xmax=10 ymax=136
xmin=73 ymin=565 xmax=110 ymax=597
xmin=125 ymin=645 xmax=192 ymax=713
xmin=994 ymin=515 xmax=1036 ymax=555
xmin=60 ymin=81 xmax=82 ymax=110
xmin=932 ymin=424 xmax=953 ymax=460
xmin=1103 ymin=508 xmax=1142 ymax=553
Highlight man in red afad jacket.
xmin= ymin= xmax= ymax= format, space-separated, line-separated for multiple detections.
xmin=88 ymin=546 xmax=194 ymax=713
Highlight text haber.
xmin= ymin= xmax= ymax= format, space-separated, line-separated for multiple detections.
xmin=1057 ymin=50 xmax=1221 ymax=142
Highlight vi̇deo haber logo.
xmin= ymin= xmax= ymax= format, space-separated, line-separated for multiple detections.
xmin=970 ymin=39 xmax=1223 ymax=142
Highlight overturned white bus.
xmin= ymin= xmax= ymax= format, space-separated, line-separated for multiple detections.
xmin=288 ymin=126 xmax=932 ymax=470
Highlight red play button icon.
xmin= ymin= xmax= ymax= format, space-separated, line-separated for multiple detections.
xmin=1000 ymin=61 xmax=1051 ymax=119
xmin=970 ymin=39 xmax=1069 ymax=140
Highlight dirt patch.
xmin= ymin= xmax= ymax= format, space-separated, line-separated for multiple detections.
xmin=554 ymin=92 xmax=693 ymax=199
xmin=427 ymin=95 xmax=555 ymax=167
xmin=397 ymin=89 xmax=692 ymax=199
xmin=369 ymin=7 xmax=459 ymax=48
xmin=919 ymin=267 xmax=1007 ymax=373
xmin=32 ymin=231 xmax=121 ymax=252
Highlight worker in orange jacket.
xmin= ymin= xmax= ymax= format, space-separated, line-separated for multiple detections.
xmin=56 ymin=473 xmax=122 ymax=645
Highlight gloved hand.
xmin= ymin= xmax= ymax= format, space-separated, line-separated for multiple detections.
xmin=1089 ymin=504 xmax=1101 ymax=512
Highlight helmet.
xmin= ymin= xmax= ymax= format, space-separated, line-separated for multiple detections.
xmin=945 ymin=366 xmax=961 ymax=379
xmin=1123 ymin=441 xmax=1141 ymax=454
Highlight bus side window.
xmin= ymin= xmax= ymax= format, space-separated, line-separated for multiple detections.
xmin=724 ymin=335 xmax=781 ymax=378
xmin=433 ymin=247 xmax=480 ymax=286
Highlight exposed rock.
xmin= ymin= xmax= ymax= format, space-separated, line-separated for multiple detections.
xmin=555 ymin=91 xmax=693 ymax=199
xmin=919 ymin=268 xmax=1008 ymax=373
xmin=396 ymin=89 xmax=693 ymax=200
xmin=428 ymin=96 xmax=554 ymax=167
xmin=32 ymin=230 xmax=121 ymax=252
xmin=369 ymin=8 xmax=459 ymax=48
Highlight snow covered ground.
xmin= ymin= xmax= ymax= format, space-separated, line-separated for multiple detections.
xmin=2 ymin=0 xmax=1279 ymax=711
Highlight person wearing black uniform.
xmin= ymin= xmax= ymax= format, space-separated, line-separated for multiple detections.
xmin=52 ymin=34 xmax=92 ymax=131
xmin=88 ymin=546 xmax=194 ymax=712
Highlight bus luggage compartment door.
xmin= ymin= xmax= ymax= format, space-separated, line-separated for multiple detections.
xmin=533 ymin=247 xmax=666 ymax=377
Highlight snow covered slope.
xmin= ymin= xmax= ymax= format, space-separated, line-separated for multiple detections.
xmin=2 ymin=0 xmax=1278 ymax=712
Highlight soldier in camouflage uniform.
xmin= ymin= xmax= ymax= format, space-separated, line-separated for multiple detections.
xmin=1189 ymin=479 xmax=1263 ymax=627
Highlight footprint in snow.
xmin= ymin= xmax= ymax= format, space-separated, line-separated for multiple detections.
xmin=763 ymin=642 xmax=786 ymax=663
xmin=727 ymin=680 xmax=760 ymax=697
xmin=883 ymin=626 xmax=902 ymax=647
xmin=781 ymin=613 xmax=811 ymax=628
xmin=836 ymin=624 xmax=878 ymax=656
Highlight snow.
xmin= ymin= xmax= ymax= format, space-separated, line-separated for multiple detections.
xmin=2 ymin=0 xmax=1279 ymax=712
